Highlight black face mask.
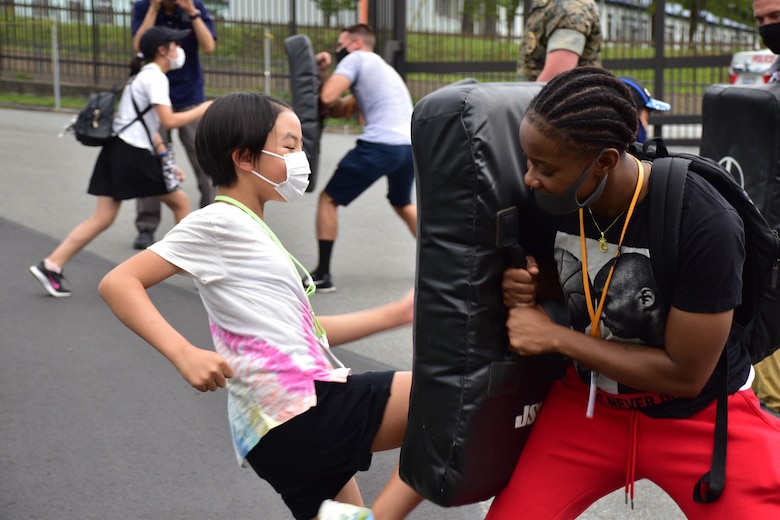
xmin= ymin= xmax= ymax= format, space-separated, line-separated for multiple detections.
xmin=532 ymin=151 xmax=607 ymax=216
xmin=760 ymin=22 xmax=780 ymax=55
xmin=335 ymin=47 xmax=349 ymax=63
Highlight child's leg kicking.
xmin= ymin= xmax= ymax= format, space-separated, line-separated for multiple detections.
xmin=371 ymin=464 xmax=422 ymax=520
xmin=334 ymin=477 xmax=364 ymax=507
xmin=370 ymin=371 xmax=424 ymax=520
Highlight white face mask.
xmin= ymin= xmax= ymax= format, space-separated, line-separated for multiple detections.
xmin=168 ymin=46 xmax=186 ymax=70
xmin=251 ymin=150 xmax=311 ymax=202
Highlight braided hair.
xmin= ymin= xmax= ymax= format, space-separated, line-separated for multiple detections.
xmin=525 ymin=67 xmax=638 ymax=155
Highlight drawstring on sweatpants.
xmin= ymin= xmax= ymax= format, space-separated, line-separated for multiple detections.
xmin=624 ymin=409 xmax=639 ymax=509
xmin=586 ymin=370 xmax=598 ymax=418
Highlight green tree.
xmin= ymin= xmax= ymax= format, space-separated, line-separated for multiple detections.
xmin=484 ymin=0 xmax=498 ymax=37
xmin=461 ymin=0 xmax=500 ymax=36
xmin=498 ymin=0 xmax=522 ymax=36
xmin=203 ymin=0 xmax=229 ymax=19
xmin=678 ymin=0 xmax=756 ymax=45
xmin=688 ymin=0 xmax=706 ymax=44
xmin=462 ymin=0 xmax=476 ymax=35
xmin=313 ymin=0 xmax=356 ymax=29
xmin=705 ymin=0 xmax=755 ymax=25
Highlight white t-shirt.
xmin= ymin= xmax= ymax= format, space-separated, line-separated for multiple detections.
xmin=333 ymin=50 xmax=413 ymax=145
xmin=114 ymin=63 xmax=171 ymax=152
xmin=149 ymin=202 xmax=350 ymax=464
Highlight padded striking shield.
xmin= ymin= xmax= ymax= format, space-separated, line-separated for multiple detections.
xmin=284 ymin=34 xmax=323 ymax=192
xmin=400 ymin=81 xmax=565 ymax=507
xmin=701 ymin=83 xmax=780 ymax=228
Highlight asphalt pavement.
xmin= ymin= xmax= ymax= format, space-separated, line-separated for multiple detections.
xmin=0 ymin=107 xmax=687 ymax=519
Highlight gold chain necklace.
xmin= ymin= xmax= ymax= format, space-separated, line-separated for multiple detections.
xmin=587 ymin=207 xmax=625 ymax=253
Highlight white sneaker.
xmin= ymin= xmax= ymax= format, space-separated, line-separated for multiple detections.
xmin=317 ymin=499 xmax=375 ymax=520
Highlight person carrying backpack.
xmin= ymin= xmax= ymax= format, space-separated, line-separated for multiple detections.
xmin=29 ymin=26 xmax=211 ymax=297
xmin=487 ymin=67 xmax=780 ymax=519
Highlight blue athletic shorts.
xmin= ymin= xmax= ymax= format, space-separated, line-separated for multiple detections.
xmin=325 ymin=140 xmax=414 ymax=207
xmin=244 ymin=370 xmax=395 ymax=520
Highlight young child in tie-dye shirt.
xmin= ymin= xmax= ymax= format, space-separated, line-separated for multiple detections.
xmin=99 ymin=92 xmax=424 ymax=520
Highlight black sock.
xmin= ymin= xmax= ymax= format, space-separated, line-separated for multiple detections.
xmin=317 ymin=240 xmax=334 ymax=274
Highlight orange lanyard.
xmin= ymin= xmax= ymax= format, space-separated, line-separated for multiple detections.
xmin=578 ymin=156 xmax=645 ymax=338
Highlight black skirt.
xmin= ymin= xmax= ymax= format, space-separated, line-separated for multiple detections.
xmin=87 ymin=137 xmax=168 ymax=201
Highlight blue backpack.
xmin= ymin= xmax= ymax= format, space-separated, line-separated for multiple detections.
xmin=631 ymin=138 xmax=780 ymax=503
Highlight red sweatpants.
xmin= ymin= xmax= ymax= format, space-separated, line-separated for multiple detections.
xmin=486 ymin=369 xmax=780 ymax=519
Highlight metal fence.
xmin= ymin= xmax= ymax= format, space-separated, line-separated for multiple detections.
xmin=0 ymin=0 xmax=762 ymax=146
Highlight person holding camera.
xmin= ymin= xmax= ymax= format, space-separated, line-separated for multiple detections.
xmin=130 ymin=0 xmax=217 ymax=250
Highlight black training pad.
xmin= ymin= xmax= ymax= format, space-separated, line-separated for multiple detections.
xmin=284 ymin=34 xmax=323 ymax=192
xmin=400 ymin=81 xmax=565 ymax=506
xmin=701 ymin=83 xmax=780 ymax=229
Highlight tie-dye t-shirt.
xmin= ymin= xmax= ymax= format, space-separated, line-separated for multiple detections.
xmin=149 ymin=202 xmax=350 ymax=465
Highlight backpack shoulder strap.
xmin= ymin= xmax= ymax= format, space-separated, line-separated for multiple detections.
xmin=114 ymin=76 xmax=154 ymax=147
xmin=129 ymin=93 xmax=154 ymax=148
xmin=647 ymin=155 xmax=688 ymax=299
xmin=648 ymin=155 xmax=727 ymax=503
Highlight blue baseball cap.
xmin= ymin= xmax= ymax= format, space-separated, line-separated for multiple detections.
xmin=620 ymin=76 xmax=671 ymax=112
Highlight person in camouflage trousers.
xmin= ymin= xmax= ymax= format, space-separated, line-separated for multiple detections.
xmin=751 ymin=0 xmax=780 ymax=418
xmin=518 ymin=0 xmax=602 ymax=82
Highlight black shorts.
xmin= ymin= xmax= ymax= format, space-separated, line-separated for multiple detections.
xmin=245 ymin=371 xmax=395 ymax=520
xmin=87 ymin=137 xmax=169 ymax=201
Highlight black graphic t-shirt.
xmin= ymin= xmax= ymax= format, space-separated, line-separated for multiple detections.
xmin=554 ymin=171 xmax=749 ymax=418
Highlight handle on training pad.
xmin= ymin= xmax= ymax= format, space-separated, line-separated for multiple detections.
xmin=496 ymin=207 xmax=527 ymax=269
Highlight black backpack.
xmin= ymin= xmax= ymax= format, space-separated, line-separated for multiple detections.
xmin=71 ymin=80 xmax=152 ymax=147
xmin=630 ymin=138 xmax=780 ymax=503
xmin=73 ymin=88 xmax=118 ymax=146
